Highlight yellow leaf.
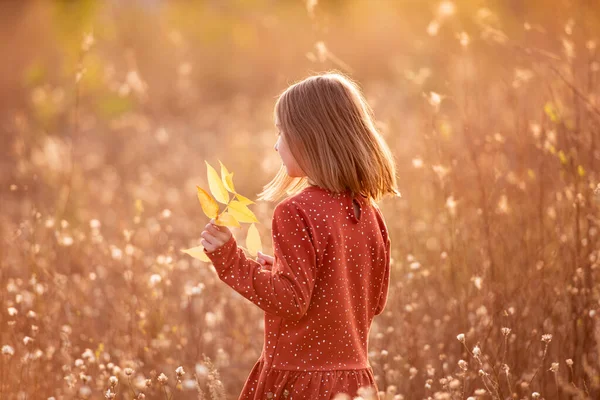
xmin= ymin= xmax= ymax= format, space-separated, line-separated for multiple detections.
xmin=225 ymin=173 xmax=235 ymax=193
xmin=95 ymin=342 xmax=104 ymax=359
xmin=135 ymin=199 xmax=144 ymax=214
xmin=527 ymin=169 xmax=536 ymax=180
xmin=228 ymin=200 xmax=259 ymax=223
xmin=439 ymin=120 xmax=452 ymax=139
xmin=219 ymin=160 xmax=236 ymax=193
xmin=578 ymin=165 xmax=585 ymax=177
xmin=196 ymin=186 xmax=219 ymax=219
xmin=236 ymin=193 xmax=255 ymax=205
xmin=558 ymin=150 xmax=568 ymax=165
xmin=544 ymin=102 xmax=560 ymax=123
xmin=206 ymin=161 xmax=229 ymax=204
xmin=246 ymin=223 xmax=262 ymax=257
xmin=215 ymin=212 xmax=241 ymax=228
xmin=181 ymin=246 xmax=211 ymax=262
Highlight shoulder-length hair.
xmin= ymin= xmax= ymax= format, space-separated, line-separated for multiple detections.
xmin=256 ymin=72 xmax=400 ymax=203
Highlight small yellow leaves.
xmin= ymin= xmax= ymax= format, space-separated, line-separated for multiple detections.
xmin=246 ymin=223 xmax=262 ymax=257
xmin=197 ymin=186 xmax=219 ymax=219
xmin=558 ymin=150 xmax=568 ymax=165
xmin=206 ymin=160 xmax=229 ymax=204
xmin=236 ymin=193 xmax=255 ymax=205
xmin=95 ymin=343 xmax=104 ymax=360
xmin=220 ymin=160 xmax=236 ymax=193
xmin=196 ymin=161 xmax=259 ymax=224
xmin=184 ymin=160 xmax=261 ymax=262
xmin=181 ymin=246 xmax=211 ymax=262
xmin=577 ymin=165 xmax=585 ymax=177
xmin=135 ymin=199 xmax=144 ymax=214
xmin=438 ymin=120 xmax=452 ymax=140
xmin=228 ymin=200 xmax=259 ymax=223
xmin=544 ymin=102 xmax=560 ymax=123
xmin=215 ymin=212 xmax=241 ymax=228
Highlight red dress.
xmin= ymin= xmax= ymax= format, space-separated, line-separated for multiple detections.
xmin=204 ymin=185 xmax=391 ymax=400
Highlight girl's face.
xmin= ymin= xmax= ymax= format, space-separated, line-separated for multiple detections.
xmin=274 ymin=120 xmax=305 ymax=178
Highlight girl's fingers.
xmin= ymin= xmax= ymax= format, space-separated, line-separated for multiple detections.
xmin=200 ymin=239 xmax=214 ymax=252
xmin=206 ymin=224 xmax=230 ymax=241
xmin=256 ymin=252 xmax=265 ymax=265
xmin=201 ymin=230 xmax=218 ymax=245
xmin=207 ymin=223 xmax=222 ymax=233
xmin=206 ymin=219 xmax=223 ymax=231
xmin=257 ymin=253 xmax=275 ymax=266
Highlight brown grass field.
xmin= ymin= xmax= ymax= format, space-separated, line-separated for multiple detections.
xmin=1 ymin=1 xmax=599 ymax=399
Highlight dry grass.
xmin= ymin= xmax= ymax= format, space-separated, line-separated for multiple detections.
xmin=1 ymin=1 xmax=599 ymax=399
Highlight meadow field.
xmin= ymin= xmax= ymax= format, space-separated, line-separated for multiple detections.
xmin=1 ymin=0 xmax=599 ymax=399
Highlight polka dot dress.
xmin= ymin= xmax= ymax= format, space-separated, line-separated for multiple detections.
xmin=204 ymin=185 xmax=391 ymax=399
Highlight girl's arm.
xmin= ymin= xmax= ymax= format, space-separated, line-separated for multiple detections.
xmin=374 ymin=233 xmax=390 ymax=315
xmin=374 ymin=207 xmax=391 ymax=316
xmin=204 ymin=200 xmax=317 ymax=321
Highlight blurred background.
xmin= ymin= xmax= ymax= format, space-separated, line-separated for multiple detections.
xmin=1 ymin=0 xmax=600 ymax=399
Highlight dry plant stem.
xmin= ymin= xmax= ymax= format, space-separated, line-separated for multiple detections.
xmin=18 ymin=363 xmax=25 ymax=399
xmin=505 ymin=370 xmax=512 ymax=398
xmin=186 ymin=296 xmax=201 ymax=361
xmin=483 ymin=371 xmax=502 ymax=399
xmin=582 ymin=377 xmax=590 ymax=398
xmin=195 ymin=375 xmax=205 ymax=400
xmin=501 ymin=335 xmax=514 ymax=395
xmin=475 ymin=353 xmax=501 ymax=399
xmin=548 ymin=65 xmax=600 ymax=121
xmin=0 ymin=357 xmax=5 ymax=400
xmin=56 ymin=48 xmax=84 ymax=223
xmin=462 ymin=119 xmax=498 ymax=300
xmin=462 ymin=342 xmax=473 ymax=358
xmin=488 ymin=351 xmax=504 ymax=399
xmin=25 ymin=362 xmax=31 ymax=400
xmin=462 ymin=343 xmax=501 ymax=399
xmin=452 ymin=75 xmax=500 ymax=295
xmin=502 ymin=335 xmax=508 ymax=367
xmin=479 ymin=372 xmax=499 ymax=400
xmin=566 ymin=364 xmax=583 ymax=395
xmin=128 ymin=377 xmax=138 ymax=398
xmin=218 ymin=203 xmax=231 ymax=220
xmin=529 ymin=342 xmax=550 ymax=386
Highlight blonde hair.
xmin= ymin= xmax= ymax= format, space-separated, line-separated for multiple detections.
xmin=257 ymin=72 xmax=400 ymax=204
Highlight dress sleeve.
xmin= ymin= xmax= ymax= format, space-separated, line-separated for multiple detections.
xmin=374 ymin=208 xmax=391 ymax=316
xmin=203 ymin=200 xmax=318 ymax=321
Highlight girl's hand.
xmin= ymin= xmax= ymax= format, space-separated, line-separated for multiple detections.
xmin=201 ymin=219 xmax=233 ymax=253
xmin=256 ymin=251 xmax=274 ymax=270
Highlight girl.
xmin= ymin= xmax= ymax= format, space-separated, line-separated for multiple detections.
xmin=201 ymin=72 xmax=399 ymax=400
